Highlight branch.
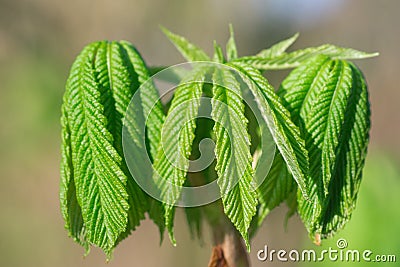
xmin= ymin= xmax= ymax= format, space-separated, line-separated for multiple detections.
xmin=206 ymin=203 xmax=250 ymax=267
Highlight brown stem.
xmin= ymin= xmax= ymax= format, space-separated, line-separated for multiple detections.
xmin=187 ymin=173 xmax=250 ymax=267
xmin=208 ymin=245 xmax=228 ymax=267
xmin=206 ymin=203 xmax=250 ymax=267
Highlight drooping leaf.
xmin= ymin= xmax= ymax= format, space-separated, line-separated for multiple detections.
xmin=211 ymin=68 xmax=258 ymax=249
xmin=278 ymin=55 xmax=332 ymax=231
xmin=116 ymin=41 xmax=166 ymax=241
xmin=152 ymin=67 xmax=207 ymax=244
xmin=184 ymin=207 xmax=203 ymax=241
xmin=183 ymin=115 xmax=215 ymax=242
xmin=61 ymin=40 xmax=165 ymax=255
xmin=116 ymin=59 xmax=167 ymax=243
xmin=146 ymin=200 xmax=166 ymax=244
xmin=284 ymin=187 xmax=298 ymax=228
xmin=278 ymin=55 xmax=337 ymax=235
xmin=256 ymin=33 xmax=299 ymax=58
xmin=226 ymin=24 xmax=238 ymax=61
xmin=227 ymin=62 xmax=310 ymax=199
xmin=161 ymin=27 xmax=210 ymax=61
xmin=60 ymin=88 xmax=89 ymax=252
xmin=255 ymin=152 xmax=296 ymax=228
xmin=64 ymin=42 xmax=130 ymax=255
xmin=279 ymin=56 xmax=371 ymax=240
xmin=119 ymin=41 xmax=165 ymax=161
xmin=235 ymin=44 xmax=378 ymax=70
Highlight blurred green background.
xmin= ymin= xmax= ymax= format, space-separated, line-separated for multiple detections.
xmin=0 ymin=0 xmax=399 ymax=266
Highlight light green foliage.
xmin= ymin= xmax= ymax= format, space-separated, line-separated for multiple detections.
xmin=211 ymin=68 xmax=257 ymax=249
xmin=152 ymin=68 xmax=206 ymax=244
xmin=256 ymin=32 xmax=299 ymax=58
xmin=255 ymin=152 xmax=296 ymax=229
xmin=279 ymin=55 xmax=371 ymax=240
xmin=161 ymin=27 xmax=210 ymax=62
xmin=236 ymin=43 xmax=378 ymax=70
xmin=213 ymin=41 xmax=225 ymax=63
xmin=226 ymin=24 xmax=238 ymax=61
xmin=228 ymin=61 xmax=310 ymax=198
xmin=61 ymin=41 xmax=164 ymax=256
xmin=61 ymin=27 xmax=376 ymax=256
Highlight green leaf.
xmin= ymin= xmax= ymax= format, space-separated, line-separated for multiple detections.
xmin=211 ymin=68 xmax=258 ymax=249
xmin=61 ymin=40 xmax=164 ymax=255
xmin=213 ymin=41 xmax=225 ymax=63
xmin=228 ymin=62 xmax=310 ymax=199
xmin=226 ymin=24 xmax=238 ymax=61
xmin=146 ymin=200 xmax=166 ymax=244
xmin=235 ymin=44 xmax=378 ymax=70
xmin=115 ymin=41 xmax=165 ymax=241
xmin=278 ymin=55 xmax=337 ymax=237
xmin=112 ymin=41 xmax=166 ymax=242
xmin=284 ymin=187 xmax=298 ymax=227
xmin=256 ymin=33 xmax=299 ymax=58
xmin=152 ymin=68 xmax=207 ymax=244
xmin=255 ymin=152 xmax=296 ymax=228
xmin=60 ymin=89 xmax=89 ymax=252
xmin=161 ymin=27 xmax=210 ymax=61
xmin=182 ymin=117 xmax=215 ymax=242
xmin=64 ymin=42 xmax=130 ymax=255
xmin=119 ymin=41 xmax=165 ymax=161
xmin=279 ymin=56 xmax=371 ymax=240
xmin=184 ymin=207 xmax=203 ymax=241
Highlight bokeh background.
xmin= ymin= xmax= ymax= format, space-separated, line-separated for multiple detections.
xmin=0 ymin=0 xmax=399 ymax=266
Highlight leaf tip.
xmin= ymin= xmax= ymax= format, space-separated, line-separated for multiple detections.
xmin=158 ymin=231 xmax=165 ymax=246
xmin=352 ymin=50 xmax=380 ymax=59
xmin=83 ymin=245 xmax=91 ymax=258
xmin=159 ymin=24 xmax=168 ymax=33
xmin=369 ymin=52 xmax=380 ymax=57
xmin=244 ymin=236 xmax=251 ymax=252
xmin=228 ymin=23 xmax=235 ymax=37
xmin=169 ymin=232 xmax=177 ymax=247
xmin=159 ymin=25 xmax=175 ymax=40
xmin=313 ymin=233 xmax=321 ymax=246
xmin=104 ymin=247 xmax=115 ymax=262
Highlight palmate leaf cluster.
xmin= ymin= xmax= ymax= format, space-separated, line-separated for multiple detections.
xmin=60 ymin=26 xmax=376 ymax=256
